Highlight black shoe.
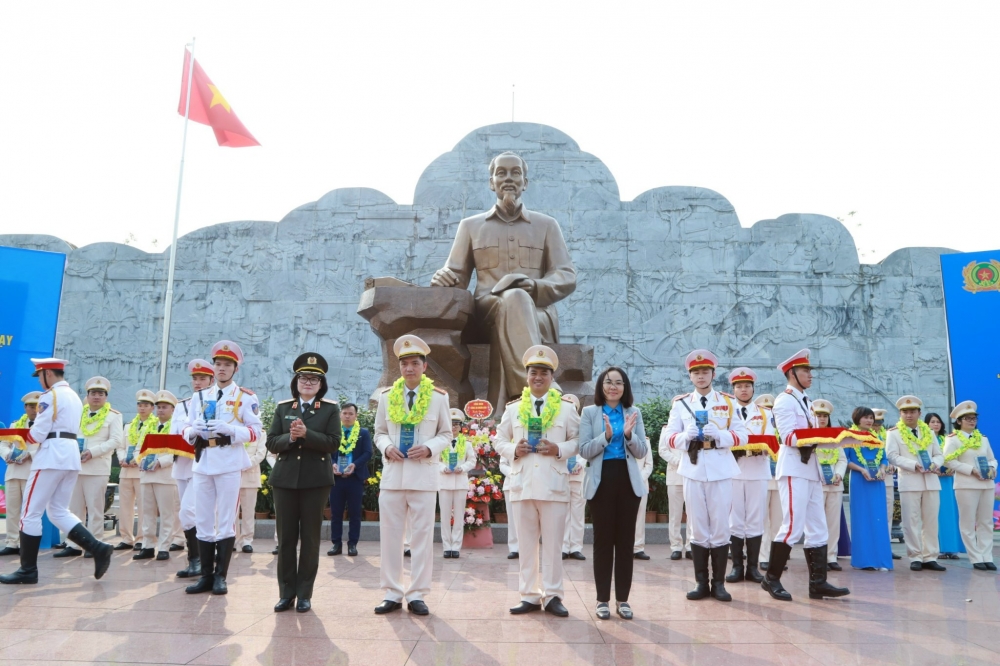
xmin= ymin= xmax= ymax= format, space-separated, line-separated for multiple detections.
xmin=156 ymin=551 xmax=169 ymax=561
xmin=328 ymin=542 xmax=342 ymax=556
xmin=67 ymin=523 xmax=113 ymax=580
xmin=686 ymin=544 xmax=711 ymax=600
xmin=759 ymin=561 xmax=768 ymax=570
xmin=133 ymin=543 xmax=143 ymax=551
xmin=922 ymin=561 xmax=946 ymax=571
xmin=507 ymin=552 xmax=519 ymax=559
xmin=53 ymin=546 xmax=83 ymax=558
xmin=407 ymin=600 xmax=430 ymax=615
xmin=375 ymin=600 xmax=403 ymax=614
xmin=569 ymin=551 xmax=586 ymax=561
xmin=544 ymin=597 xmax=569 ymax=617
xmin=745 ymin=535 xmax=764 ymax=583
xmin=177 ymin=528 xmax=201 ymax=578
xmin=509 ymin=601 xmax=542 ymax=614
xmin=84 ymin=551 xmax=93 ymax=559
xmin=54 ymin=542 xmax=67 ymax=549
xmin=827 ymin=562 xmax=842 ymax=571
xmin=274 ymin=597 xmax=295 ymax=612
xmin=973 ymin=563 xmax=989 ymax=571
xmin=892 ymin=553 xmax=902 ymax=560
xmin=169 ymin=543 xmax=184 ymax=552
xmin=761 ymin=541 xmax=793 ymax=601
xmin=132 ymin=548 xmax=155 ymax=560
xmin=726 ymin=536 xmax=745 ymax=583
xmin=562 ymin=552 xmax=569 ymax=560
xmin=442 ymin=551 xmax=452 ymax=559
xmin=186 ymin=540 xmax=216 ymax=594
xmin=242 ymin=545 xmax=253 ymax=554
xmin=272 ymin=545 xmax=279 ymax=554
xmin=805 ymin=546 xmax=849 ymax=599
xmin=710 ymin=546 xmax=733 ymax=602
xmin=685 ymin=551 xmax=693 ymax=560
xmin=296 ymin=599 xmax=311 ymax=613
xmin=404 ymin=549 xmax=411 ymax=557
xmin=452 ymin=551 xmax=460 ymax=558
xmin=985 ymin=562 xmax=997 ymax=571
xmin=212 ymin=537 xmax=235 ymax=594
xmin=348 ymin=544 xmax=358 ymax=556
xmin=113 ymin=542 xmax=132 ymax=551
xmin=910 ymin=561 xmax=923 ymax=571
xmin=634 ymin=551 xmax=650 ymax=560
xmin=0 ymin=546 xmax=20 ymax=556
xmin=0 ymin=532 xmax=41 ymax=584
xmin=670 ymin=551 xmax=682 ymax=561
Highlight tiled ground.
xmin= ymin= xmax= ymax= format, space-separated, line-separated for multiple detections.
xmin=0 ymin=539 xmax=997 ymax=665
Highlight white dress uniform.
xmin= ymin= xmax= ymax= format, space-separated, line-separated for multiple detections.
xmin=562 ymin=458 xmax=586 ymax=556
xmin=118 ymin=409 xmax=155 ymax=548
xmin=885 ymin=396 xmax=944 ymax=567
xmin=171 ymin=399 xmax=196 ymax=533
xmin=730 ymin=401 xmax=772 ymax=540
xmin=659 ymin=426 xmax=689 ymax=556
xmin=499 ymin=456 xmax=519 ymax=554
xmin=438 ymin=432 xmax=478 ymax=556
xmin=373 ymin=377 xmax=452 ymax=605
xmin=139 ymin=418 xmax=178 ymax=555
xmin=942 ymin=402 xmax=997 ymax=567
xmin=634 ymin=442 xmax=654 ymax=554
xmin=0 ymin=394 xmax=38 ymax=552
xmin=818 ymin=447 xmax=848 ymax=564
xmin=71 ymin=381 xmax=123 ymax=545
xmin=495 ymin=391 xmax=580 ymax=608
xmin=236 ymin=434 xmax=268 ymax=550
xmin=755 ymin=397 xmax=783 ymax=566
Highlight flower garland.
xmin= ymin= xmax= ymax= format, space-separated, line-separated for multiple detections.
xmin=11 ymin=414 xmax=28 ymax=429
xmin=127 ymin=414 xmax=156 ymax=447
xmin=853 ymin=444 xmax=884 ymax=469
xmin=897 ymin=419 xmax=934 ymax=456
xmin=442 ymin=433 xmax=467 ymax=463
xmin=944 ymin=430 xmax=984 ymax=462
xmin=387 ymin=375 xmax=434 ymax=425
xmin=817 ymin=448 xmax=840 ymax=466
xmin=517 ymin=387 xmax=562 ymax=433
xmin=340 ymin=424 xmax=361 ymax=454
xmin=79 ymin=403 xmax=112 ymax=437
xmin=874 ymin=426 xmax=887 ymax=442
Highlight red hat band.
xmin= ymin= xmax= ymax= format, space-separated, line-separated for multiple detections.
xmin=34 ymin=361 xmax=65 ymax=372
xmin=213 ymin=350 xmax=239 ymax=363
xmin=781 ymin=357 xmax=810 ymax=374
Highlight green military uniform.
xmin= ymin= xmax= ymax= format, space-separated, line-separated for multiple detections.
xmin=266 ymin=353 xmax=341 ymax=612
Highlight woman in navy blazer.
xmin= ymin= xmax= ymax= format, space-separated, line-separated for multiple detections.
xmin=579 ymin=367 xmax=648 ymax=620
xmin=328 ymin=403 xmax=373 ymax=557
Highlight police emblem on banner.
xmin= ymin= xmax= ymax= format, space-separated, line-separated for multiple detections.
xmin=961 ymin=259 xmax=1000 ymax=294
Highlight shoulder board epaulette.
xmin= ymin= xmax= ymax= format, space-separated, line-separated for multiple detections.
xmin=432 ymin=387 xmax=447 ymax=395
xmin=321 ymin=398 xmax=338 ymax=404
xmin=887 ymin=426 xmax=897 ymax=431
xmin=671 ymin=393 xmax=689 ymax=402
xmin=239 ymin=387 xmax=255 ymax=396
xmin=109 ymin=408 xmax=121 ymax=415
xmin=561 ymin=395 xmax=574 ymax=402
xmin=278 ymin=398 xmax=294 ymax=405
xmin=946 ymin=432 xmax=957 ymax=437
xmin=381 ymin=387 xmax=392 ymax=394
xmin=179 ymin=398 xmax=191 ymax=404
xmin=784 ymin=389 xmax=793 ymax=394
xmin=506 ymin=398 xmax=520 ymax=406
xmin=720 ymin=391 xmax=735 ymax=399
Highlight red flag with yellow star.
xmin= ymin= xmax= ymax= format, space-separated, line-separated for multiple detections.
xmin=177 ymin=49 xmax=259 ymax=147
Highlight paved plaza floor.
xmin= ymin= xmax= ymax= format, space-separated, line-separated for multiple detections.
xmin=0 ymin=539 xmax=997 ymax=665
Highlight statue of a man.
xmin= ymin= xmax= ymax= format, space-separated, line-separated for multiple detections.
xmin=431 ymin=152 xmax=577 ymax=401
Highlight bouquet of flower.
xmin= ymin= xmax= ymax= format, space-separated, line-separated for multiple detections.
xmin=363 ymin=470 xmax=382 ymax=512
xmin=467 ymin=471 xmax=503 ymax=503
xmin=463 ymin=505 xmax=490 ymax=534
xmin=256 ymin=460 xmax=274 ymax=514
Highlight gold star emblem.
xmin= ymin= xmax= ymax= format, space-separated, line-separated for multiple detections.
xmin=223 ymin=345 xmax=230 ymax=351
xmin=308 ymin=356 xmax=317 ymax=365
xmin=404 ymin=341 xmax=411 ymax=347
xmin=696 ymin=355 xmax=704 ymax=361
xmin=208 ymin=84 xmax=232 ymax=113
xmin=537 ymin=351 xmax=544 ymax=357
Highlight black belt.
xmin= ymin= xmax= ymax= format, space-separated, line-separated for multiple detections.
xmin=46 ymin=432 xmax=79 ymax=440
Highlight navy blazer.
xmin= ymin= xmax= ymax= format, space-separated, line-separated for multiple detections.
xmin=331 ymin=427 xmax=373 ymax=481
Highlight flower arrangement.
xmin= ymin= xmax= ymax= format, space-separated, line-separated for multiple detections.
xmin=467 ymin=472 xmax=503 ymax=504
xmin=363 ymin=470 xmax=382 ymax=512
xmin=463 ymin=505 xmax=489 ymax=534
xmin=256 ymin=459 xmax=274 ymax=515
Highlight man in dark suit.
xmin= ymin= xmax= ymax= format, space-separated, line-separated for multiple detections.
xmin=328 ymin=402 xmax=372 ymax=557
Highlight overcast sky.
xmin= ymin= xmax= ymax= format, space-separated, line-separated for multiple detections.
xmin=1 ymin=2 xmax=997 ymax=262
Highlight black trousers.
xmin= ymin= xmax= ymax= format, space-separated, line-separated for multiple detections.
xmin=329 ymin=475 xmax=364 ymax=546
xmin=273 ymin=485 xmax=330 ymax=600
xmin=589 ymin=459 xmax=642 ymax=602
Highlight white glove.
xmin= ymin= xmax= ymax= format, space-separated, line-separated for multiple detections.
xmin=684 ymin=422 xmax=700 ymax=443
xmin=193 ymin=418 xmax=209 ymax=439
xmin=702 ymin=422 xmax=722 ymax=442
xmin=207 ymin=419 xmax=235 ymax=437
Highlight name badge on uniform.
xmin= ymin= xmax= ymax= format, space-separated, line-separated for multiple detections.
xmin=399 ymin=424 xmax=415 ymax=457
xmin=821 ymin=463 xmax=834 ymax=485
xmin=527 ymin=417 xmax=542 ymax=452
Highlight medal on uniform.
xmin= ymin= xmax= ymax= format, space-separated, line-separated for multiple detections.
xmin=399 ymin=423 xmax=415 ymax=457
xmin=527 ymin=417 xmax=542 ymax=452
xmin=821 ymin=463 xmax=834 ymax=485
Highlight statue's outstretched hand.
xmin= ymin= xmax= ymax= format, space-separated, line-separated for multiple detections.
xmin=430 ymin=267 xmax=459 ymax=287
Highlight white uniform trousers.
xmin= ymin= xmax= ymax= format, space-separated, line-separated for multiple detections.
xmin=235 ymin=487 xmax=258 ymax=547
xmin=562 ymin=482 xmax=585 ymax=554
xmin=69 ymin=475 xmax=109 ymax=539
xmin=682 ymin=477 xmax=731 ymax=549
xmin=900 ymin=490 xmax=940 ymax=563
xmin=667 ymin=485 xmax=690 ymax=553
xmin=141 ymin=483 xmax=179 ymax=553
xmin=886 ymin=479 xmax=896 ymax=539
xmin=729 ymin=479 xmax=768 ymax=539
xmin=774 ymin=476 xmax=827 ymax=548
xmin=176 ymin=477 xmax=197 ymax=532
xmin=505 ymin=493 xmax=519 ymax=553
xmin=170 ymin=492 xmax=185 ymax=547
xmin=118 ymin=477 xmax=144 ymax=546
xmin=634 ymin=494 xmax=648 ymax=553
xmin=760 ymin=488 xmax=783 ymax=562
xmin=379 ymin=489 xmax=436 ymax=602
xmin=19 ymin=469 xmax=83 ymax=536
xmin=4 ymin=478 xmax=26 ymax=546
xmin=824 ymin=491 xmax=843 ymax=563
xmin=194 ymin=471 xmax=241 ymax=542
xmin=956 ymin=488 xmax=995 ymax=564
xmin=512 ymin=499 xmax=568 ymax=606
xmin=438 ymin=489 xmax=467 ymax=553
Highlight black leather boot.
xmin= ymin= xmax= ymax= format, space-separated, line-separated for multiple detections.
xmin=176 ymin=528 xmax=201 ymax=578
xmin=686 ymin=544 xmax=711 ymax=600
xmin=186 ymin=540 xmax=216 ymax=594
xmin=213 ymin=536 xmax=235 ymax=594
xmin=805 ymin=545 xmax=849 ymax=599
xmin=725 ymin=536 xmax=745 ymax=583
xmin=710 ymin=546 xmax=733 ymax=601
xmin=68 ymin=523 xmax=113 ymax=580
xmin=0 ymin=532 xmax=41 ymax=584
xmin=761 ymin=541 xmax=792 ymax=601
xmin=745 ymin=535 xmax=765 ymax=583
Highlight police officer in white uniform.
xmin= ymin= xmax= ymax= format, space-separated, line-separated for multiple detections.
xmin=181 ymin=341 xmax=262 ymax=595
xmin=562 ymin=393 xmax=587 ymax=561
xmin=496 ymin=345 xmax=581 ymax=618
xmin=0 ymin=392 xmax=40 ymax=556
xmin=135 ymin=390 xmax=180 ymax=561
xmin=174 ymin=359 xmax=214 ymax=578
xmin=633 ymin=441 xmax=654 ymax=560
xmin=659 ymin=424 xmax=690 ymax=560
xmin=236 ymin=416 xmax=269 ymax=554
xmin=761 ymin=349 xmax=849 ymax=601
xmin=499 ymin=454 xmax=519 ymax=559
xmin=725 ymin=368 xmax=771 ymax=585
xmin=811 ymin=400 xmax=848 ymax=571
xmin=1 ymin=359 xmax=113 ymax=584
xmin=755 ymin=394 xmax=785 ymax=570
xmin=372 ymin=334 xmax=452 ymax=616
xmin=662 ymin=350 xmax=747 ymax=602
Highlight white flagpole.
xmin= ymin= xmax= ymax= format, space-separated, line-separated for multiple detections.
xmin=159 ymin=37 xmax=196 ymax=390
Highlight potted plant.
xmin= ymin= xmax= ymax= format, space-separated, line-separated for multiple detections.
xmin=363 ymin=470 xmax=381 ymax=521
xmin=256 ymin=460 xmax=274 ymax=519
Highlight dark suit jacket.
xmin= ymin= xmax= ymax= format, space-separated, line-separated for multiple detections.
xmin=267 ymin=397 xmax=341 ymax=490
xmin=333 ymin=427 xmax=373 ymax=481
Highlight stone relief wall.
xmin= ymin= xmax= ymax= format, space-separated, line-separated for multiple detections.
xmin=1 ymin=122 xmax=957 ymax=421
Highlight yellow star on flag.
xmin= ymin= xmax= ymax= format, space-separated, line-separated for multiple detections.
xmin=207 ymin=84 xmax=231 ymax=113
